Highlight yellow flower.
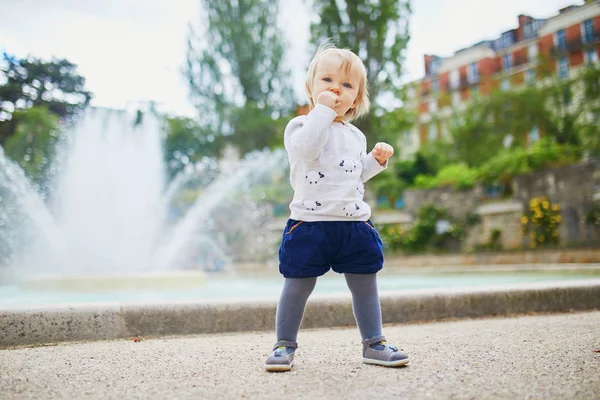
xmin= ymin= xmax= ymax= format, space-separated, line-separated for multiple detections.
xmin=552 ymin=204 xmax=560 ymax=211
xmin=529 ymin=232 xmax=536 ymax=239
xmin=555 ymin=215 xmax=562 ymax=223
xmin=542 ymin=201 xmax=549 ymax=210
xmin=521 ymin=216 xmax=528 ymax=224
xmin=529 ymin=199 xmax=538 ymax=208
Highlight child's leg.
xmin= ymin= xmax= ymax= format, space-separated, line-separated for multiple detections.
xmin=345 ymin=272 xmax=409 ymax=367
xmin=344 ymin=273 xmax=382 ymax=340
xmin=276 ymin=277 xmax=317 ymax=341
xmin=265 ymin=277 xmax=317 ymax=371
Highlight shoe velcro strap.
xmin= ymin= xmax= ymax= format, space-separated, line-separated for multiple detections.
xmin=362 ymin=335 xmax=386 ymax=346
xmin=273 ymin=340 xmax=298 ymax=350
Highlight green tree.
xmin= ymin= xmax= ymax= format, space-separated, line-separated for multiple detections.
xmin=228 ymin=104 xmax=288 ymax=155
xmin=3 ymin=106 xmax=60 ymax=184
xmin=310 ymin=0 xmax=412 ymax=143
xmin=0 ymin=53 xmax=92 ymax=144
xmin=445 ymin=98 xmax=516 ymax=167
xmin=163 ymin=115 xmax=225 ymax=177
xmin=371 ymin=103 xmax=416 ymax=151
xmin=184 ymin=0 xmax=294 ymax=154
xmin=446 ymin=64 xmax=600 ymax=166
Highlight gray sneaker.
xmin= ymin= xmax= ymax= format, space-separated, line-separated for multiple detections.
xmin=362 ymin=335 xmax=409 ymax=367
xmin=265 ymin=340 xmax=298 ymax=372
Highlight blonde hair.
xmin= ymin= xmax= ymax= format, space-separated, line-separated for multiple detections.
xmin=305 ymin=40 xmax=370 ymax=121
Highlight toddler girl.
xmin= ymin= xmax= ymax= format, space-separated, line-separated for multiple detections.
xmin=265 ymin=41 xmax=409 ymax=372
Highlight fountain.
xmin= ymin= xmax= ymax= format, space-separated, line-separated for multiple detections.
xmin=0 ymin=108 xmax=288 ymax=292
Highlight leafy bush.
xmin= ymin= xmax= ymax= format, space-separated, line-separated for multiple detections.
xmin=437 ymin=163 xmax=479 ymax=189
xmin=379 ymin=205 xmax=474 ymax=253
xmin=479 ymin=138 xmax=580 ymax=184
xmin=474 ymin=228 xmax=503 ymax=251
xmin=413 ymin=163 xmax=478 ymax=190
xmin=585 ymin=205 xmax=600 ymax=227
xmin=413 ymin=174 xmax=439 ymax=189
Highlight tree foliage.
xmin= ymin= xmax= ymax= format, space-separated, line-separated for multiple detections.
xmin=163 ymin=115 xmax=225 ymax=177
xmin=478 ymin=137 xmax=580 ymax=184
xmin=413 ymin=162 xmax=479 ymax=190
xmin=0 ymin=53 xmax=91 ymax=144
xmin=445 ymin=64 xmax=600 ymax=167
xmin=2 ymin=106 xmax=60 ymax=184
xmin=184 ymin=0 xmax=294 ymax=154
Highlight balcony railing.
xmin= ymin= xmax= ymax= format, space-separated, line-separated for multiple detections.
xmin=551 ymin=30 xmax=600 ymax=57
xmin=514 ymin=55 xmax=528 ymax=67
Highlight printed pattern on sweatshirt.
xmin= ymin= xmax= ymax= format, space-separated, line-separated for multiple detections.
xmin=283 ymin=104 xmax=387 ymax=222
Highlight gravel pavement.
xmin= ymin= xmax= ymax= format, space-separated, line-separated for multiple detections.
xmin=1 ymin=311 xmax=599 ymax=400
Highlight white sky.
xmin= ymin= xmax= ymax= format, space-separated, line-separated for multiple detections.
xmin=0 ymin=0 xmax=582 ymax=117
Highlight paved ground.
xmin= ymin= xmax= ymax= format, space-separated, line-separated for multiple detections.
xmin=1 ymin=311 xmax=599 ymax=400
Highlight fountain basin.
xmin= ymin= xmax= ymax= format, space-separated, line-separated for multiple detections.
xmin=18 ymin=271 xmax=206 ymax=292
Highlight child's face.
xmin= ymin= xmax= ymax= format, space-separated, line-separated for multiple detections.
xmin=310 ymin=52 xmax=362 ymax=119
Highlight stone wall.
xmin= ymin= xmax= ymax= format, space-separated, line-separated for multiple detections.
xmin=404 ymin=184 xmax=486 ymax=219
xmin=465 ymin=201 xmax=523 ymax=250
xmin=512 ymin=161 xmax=600 ymax=246
xmin=399 ymin=161 xmax=600 ymax=250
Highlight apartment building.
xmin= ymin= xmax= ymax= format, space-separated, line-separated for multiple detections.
xmin=400 ymin=0 xmax=600 ymax=160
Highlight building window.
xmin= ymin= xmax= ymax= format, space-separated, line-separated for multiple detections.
xmin=429 ymin=58 xmax=441 ymax=75
xmin=501 ymin=79 xmax=510 ymax=91
xmin=449 ymin=69 xmax=459 ymax=89
xmin=585 ymin=48 xmax=599 ymax=64
xmin=558 ymin=57 xmax=569 ymax=79
xmin=468 ymin=62 xmax=479 ymax=83
xmin=431 ymin=78 xmax=439 ymax=93
xmin=429 ymin=99 xmax=438 ymax=113
xmin=524 ymin=22 xmax=534 ymax=38
xmin=502 ymin=32 xmax=513 ymax=47
xmin=525 ymin=69 xmax=536 ymax=85
xmin=503 ymin=53 xmax=512 ymax=71
xmin=555 ymin=29 xmax=566 ymax=50
xmin=528 ymin=126 xmax=540 ymax=144
xmin=428 ymin=123 xmax=438 ymax=142
xmin=582 ymin=19 xmax=594 ymax=44
xmin=528 ymin=44 xmax=538 ymax=61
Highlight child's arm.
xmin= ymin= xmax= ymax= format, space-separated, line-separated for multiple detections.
xmin=361 ymin=142 xmax=394 ymax=182
xmin=284 ymin=94 xmax=338 ymax=161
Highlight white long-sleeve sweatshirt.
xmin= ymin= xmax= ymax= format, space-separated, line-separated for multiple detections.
xmin=284 ymin=104 xmax=387 ymax=222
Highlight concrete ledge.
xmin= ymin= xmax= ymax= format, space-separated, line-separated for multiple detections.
xmin=386 ymin=248 xmax=600 ymax=267
xmin=1 ymin=280 xmax=599 ymax=348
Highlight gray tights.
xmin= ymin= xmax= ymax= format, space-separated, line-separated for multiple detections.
xmin=275 ymin=273 xmax=382 ymax=342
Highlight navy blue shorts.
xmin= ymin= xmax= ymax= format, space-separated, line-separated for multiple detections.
xmin=278 ymin=219 xmax=384 ymax=278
